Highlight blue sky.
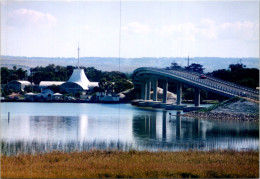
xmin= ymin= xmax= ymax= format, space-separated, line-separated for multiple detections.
xmin=1 ymin=0 xmax=259 ymax=58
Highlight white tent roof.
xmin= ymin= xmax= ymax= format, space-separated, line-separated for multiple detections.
xmin=17 ymin=80 xmax=31 ymax=85
xmin=67 ymin=69 xmax=90 ymax=90
xmin=53 ymin=93 xmax=63 ymax=96
xmin=25 ymin=92 xmax=37 ymax=95
xmin=88 ymin=82 xmax=99 ymax=88
xmin=39 ymin=81 xmax=65 ymax=86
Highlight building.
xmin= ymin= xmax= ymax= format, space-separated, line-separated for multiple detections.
xmin=60 ymin=69 xmax=99 ymax=94
xmin=96 ymin=92 xmax=119 ymax=102
xmin=53 ymin=93 xmax=63 ymax=100
xmin=24 ymin=92 xmax=38 ymax=101
xmin=5 ymin=80 xmax=31 ymax=92
xmin=39 ymin=81 xmax=65 ymax=91
xmin=24 ymin=89 xmax=54 ymax=101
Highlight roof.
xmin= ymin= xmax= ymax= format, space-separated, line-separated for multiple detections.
xmin=67 ymin=69 xmax=90 ymax=90
xmin=42 ymin=89 xmax=54 ymax=93
xmin=88 ymin=82 xmax=99 ymax=88
xmin=39 ymin=81 xmax=65 ymax=86
xmin=25 ymin=92 xmax=37 ymax=95
xmin=53 ymin=93 xmax=63 ymax=96
xmin=8 ymin=80 xmax=31 ymax=85
xmin=17 ymin=80 xmax=31 ymax=85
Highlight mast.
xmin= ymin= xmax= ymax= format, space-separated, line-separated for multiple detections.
xmin=77 ymin=42 xmax=80 ymax=69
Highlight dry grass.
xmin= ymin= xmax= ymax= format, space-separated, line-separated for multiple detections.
xmin=1 ymin=150 xmax=259 ymax=178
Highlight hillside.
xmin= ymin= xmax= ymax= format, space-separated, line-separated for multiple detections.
xmin=1 ymin=56 xmax=259 ymax=73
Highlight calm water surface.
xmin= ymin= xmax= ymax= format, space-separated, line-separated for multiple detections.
xmin=1 ymin=102 xmax=258 ymax=153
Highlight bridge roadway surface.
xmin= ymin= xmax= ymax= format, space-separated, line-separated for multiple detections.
xmin=132 ymin=67 xmax=259 ymax=101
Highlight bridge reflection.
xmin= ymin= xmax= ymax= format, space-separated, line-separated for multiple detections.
xmin=132 ymin=111 xmax=259 ymax=150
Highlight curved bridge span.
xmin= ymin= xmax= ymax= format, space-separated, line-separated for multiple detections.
xmin=132 ymin=67 xmax=259 ymax=106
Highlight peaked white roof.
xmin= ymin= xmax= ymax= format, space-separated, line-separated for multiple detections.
xmin=68 ymin=69 xmax=90 ymax=90
xmin=53 ymin=93 xmax=63 ymax=96
xmin=39 ymin=81 xmax=65 ymax=86
xmin=17 ymin=80 xmax=31 ymax=85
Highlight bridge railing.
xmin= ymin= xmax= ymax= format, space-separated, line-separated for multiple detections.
xmin=134 ymin=67 xmax=259 ymax=101
xmin=160 ymin=68 xmax=259 ymax=100
xmin=173 ymin=70 xmax=259 ymax=100
xmin=165 ymin=68 xmax=259 ymax=95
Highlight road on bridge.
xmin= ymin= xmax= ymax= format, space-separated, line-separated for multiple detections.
xmin=133 ymin=67 xmax=259 ymax=101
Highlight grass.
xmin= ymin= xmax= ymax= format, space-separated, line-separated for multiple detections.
xmin=1 ymin=150 xmax=259 ymax=178
xmin=198 ymin=97 xmax=241 ymax=112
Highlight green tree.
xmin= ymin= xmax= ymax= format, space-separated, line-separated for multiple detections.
xmin=210 ymin=63 xmax=259 ymax=88
xmin=185 ymin=63 xmax=205 ymax=73
xmin=1 ymin=67 xmax=10 ymax=84
xmin=170 ymin=62 xmax=183 ymax=70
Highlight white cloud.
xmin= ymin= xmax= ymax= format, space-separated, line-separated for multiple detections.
xmin=7 ymin=8 xmax=57 ymax=28
xmin=122 ymin=22 xmax=151 ymax=34
xmin=158 ymin=19 xmax=258 ymax=42
xmin=160 ymin=23 xmax=199 ymax=41
xmin=220 ymin=21 xmax=259 ymax=41
xmin=1 ymin=0 xmax=7 ymax=5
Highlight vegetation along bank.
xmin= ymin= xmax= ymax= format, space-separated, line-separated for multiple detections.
xmin=1 ymin=150 xmax=258 ymax=178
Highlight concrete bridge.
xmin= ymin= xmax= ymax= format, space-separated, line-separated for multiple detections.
xmin=132 ymin=67 xmax=259 ymax=109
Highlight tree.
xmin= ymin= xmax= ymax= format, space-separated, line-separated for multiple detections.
xmin=210 ymin=63 xmax=259 ymax=88
xmin=1 ymin=67 xmax=10 ymax=84
xmin=185 ymin=63 xmax=205 ymax=73
xmin=229 ymin=63 xmax=246 ymax=72
xmin=170 ymin=62 xmax=183 ymax=70
xmin=10 ymin=74 xmax=19 ymax=81
xmin=16 ymin=68 xmax=27 ymax=80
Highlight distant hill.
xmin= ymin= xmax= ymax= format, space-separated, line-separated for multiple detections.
xmin=1 ymin=56 xmax=258 ymax=73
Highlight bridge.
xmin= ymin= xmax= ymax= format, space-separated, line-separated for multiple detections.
xmin=132 ymin=67 xmax=259 ymax=109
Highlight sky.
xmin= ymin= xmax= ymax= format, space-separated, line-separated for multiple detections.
xmin=1 ymin=0 xmax=259 ymax=58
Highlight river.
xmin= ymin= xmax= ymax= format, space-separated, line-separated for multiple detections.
xmin=1 ymin=102 xmax=258 ymax=154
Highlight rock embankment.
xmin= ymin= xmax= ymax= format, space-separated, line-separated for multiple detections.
xmin=181 ymin=97 xmax=259 ymax=121
xmin=211 ymin=99 xmax=259 ymax=114
xmin=181 ymin=111 xmax=259 ymax=122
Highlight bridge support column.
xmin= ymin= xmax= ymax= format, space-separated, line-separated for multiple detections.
xmin=152 ymin=78 xmax=158 ymax=101
xmin=177 ymin=82 xmax=182 ymax=105
xmin=163 ymin=80 xmax=168 ymax=103
xmin=195 ymin=88 xmax=200 ymax=107
xmin=146 ymin=78 xmax=151 ymax=100
xmin=141 ymin=82 xmax=147 ymax=100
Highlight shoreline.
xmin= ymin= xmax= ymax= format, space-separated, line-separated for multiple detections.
xmin=180 ymin=111 xmax=259 ymax=122
xmin=1 ymin=150 xmax=258 ymax=178
xmin=1 ymin=99 xmax=129 ymax=104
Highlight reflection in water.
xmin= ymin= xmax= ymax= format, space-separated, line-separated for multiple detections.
xmin=132 ymin=113 xmax=156 ymax=140
xmin=162 ymin=111 xmax=166 ymax=141
xmin=79 ymin=115 xmax=88 ymax=142
xmin=176 ymin=111 xmax=181 ymax=140
xmin=132 ymin=110 xmax=258 ymax=151
xmin=1 ymin=103 xmax=259 ymax=153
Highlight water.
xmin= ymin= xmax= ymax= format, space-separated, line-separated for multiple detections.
xmin=1 ymin=102 xmax=258 ymax=155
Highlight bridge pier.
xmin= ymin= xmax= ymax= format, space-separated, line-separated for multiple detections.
xmin=141 ymin=82 xmax=147 ymax=100
xmin=146 ymin=78 xmax=151 ymax=100
xmin=177 ymin=82 xmax=182 ymax=105
xmin=195 ymin=88 xmax=200 ymax=107
xmin=163 ymin=80 xmax=168 ymax=103
xmin=152 ymin=78 xmax=158 ymax=101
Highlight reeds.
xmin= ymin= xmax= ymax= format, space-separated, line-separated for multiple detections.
xmin=1 ymin=139 xmax=258 ymax=156
xmin=1 ymin=150 xmax=258 ymax=178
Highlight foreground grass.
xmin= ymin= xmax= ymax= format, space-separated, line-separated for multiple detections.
xmin=1 ymin=150 xmax=259 ymax=178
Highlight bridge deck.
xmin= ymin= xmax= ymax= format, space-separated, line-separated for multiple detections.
xmin=133 ymin=67 xmax=259 ymax=101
